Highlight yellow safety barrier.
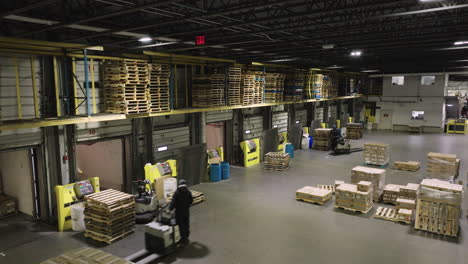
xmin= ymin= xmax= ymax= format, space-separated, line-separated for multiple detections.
xmin=240 ymin=138 xmax=261 ymax=167
xmin=278 ymin=132 xmax=288 ymax=152
xmin=337 ymin=120 xmax=341 ymax=128
xmin=55 ymin=177 xmax=99 ymax=232
xmin=446 ymin=120 xmax=468 ymax=135
xmin=348 ymin=117 xmax=353 ymax=123
xmin=144 ymin=159 xmax=177 ymax=185
xmin=321 ymin=123 xmax=327 ymax=128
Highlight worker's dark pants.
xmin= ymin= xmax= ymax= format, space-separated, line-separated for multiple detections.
xmin=176 ymin=215 xmax=190 ymax=242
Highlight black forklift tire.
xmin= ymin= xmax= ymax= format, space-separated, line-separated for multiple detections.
xmin=136 ymin=212 xmax=154 ymax=224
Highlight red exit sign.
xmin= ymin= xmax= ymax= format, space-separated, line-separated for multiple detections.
xmin=195 ymin=35 xmax=206 ymax=45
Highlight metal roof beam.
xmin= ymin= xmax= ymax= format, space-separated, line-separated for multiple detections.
xmin=0 ymin=0 xmax=60 ymax=18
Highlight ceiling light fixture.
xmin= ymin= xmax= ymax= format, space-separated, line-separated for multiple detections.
xmin=454 ymin=41 xmax=468 ymax=46
xmin=361 ymin=70 xmax=381 ymax=73
xmin=447 ymin=104 xmax=453 ymax=107
xmin=327 ymin=65 xmax=343 ymax=69
xmin=138 ymin=36 xmax=152 ymax=43
xmin=322 ymin=44 xmax=335 ymax=49
xmin=350 ymin=51 xmax=362 ymax=57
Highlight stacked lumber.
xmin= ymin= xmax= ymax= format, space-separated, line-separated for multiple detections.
xmin=351 ymin=166 xmax=386 ymax=201
xmin=228 ymin=65 xmax=242 ymax=106
xmin=167 ymin=190 xmax=205 ymax=206
xmin=382 ymin=184 xmax=405 ymax=205
xmin=335 ymin=182 xmax=373 ymax=213
xmin=312 ymin=128 xmax=332 ymax=151
xmin=40 ymin=247 xmax=132 ymax=264
xmin=264 ymin=73 xmax=285 ymax=103
xmin=399 ymin=183 xmax=419 ymax=200
xmin=346 ymin=123 xmax=363 ymax=139
xmin=0 ymin=195 xmax=16 ymax=218
xmin=426 ymin=152 xmax=460 ymax=181
xmin=192 ymin=73 xmax=226 ymax=107
xmin=264 ymin=152 xmax=290 ymax=171
xmin=296 ymin=186 xmax=333 ymax=205
xmin=242 ymin=71 xmax=265 ymax=105
xmin=415 ymin=179 xmax=463 ymax=237
xmin=322 ymin=74 xmax=338 ymax=98
xmin=84 ymin=189 xmax=135 ymax=244
xmin=103 ymin=60 xmax=149 ymax=114
xmin=363 ymin=143 xmax=390 ymax=166
xmin=284 ymin=72 xmax=304 ymax=101
xmin=148 ymin=63 xmax=170 ymax=113
xmin=394 ymin=161 xmax=420 ymax=172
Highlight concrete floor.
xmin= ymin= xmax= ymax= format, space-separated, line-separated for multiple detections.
xmin=1 ymin=131 xmax=467 ymax=264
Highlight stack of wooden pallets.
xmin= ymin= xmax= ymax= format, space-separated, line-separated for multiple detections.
xmin=0 ymin=195 xmax=16 ymax=219
xmin=415 ymin=179 xmax=463 ymax=237
xmin=393 ymin=161 xmax=420 ymax=171
xmin=264 ymin=73 xmax=285 ymax=103
xmin=228 ymin=65 xmax=242 ymax=106
xmin=41 ymin=247 xmax=132 ymax=264
xmin=296 ymin=186 xmax=333 ymax=205
xmin=312 ymin=128 xmax=332 ymax=151
xmin=167 ymin=190 xmax=205 ymax=206
xmin=426 ymin=152 xmax=460 ymax=181
xmin=84 ymin=189 xmax=135 ymax=244
xmin=242 ymin=71 xmax=265 ymax=105
xmin=103 ymin=60 xmax=149 ymax=114
xmin=264 ymin=152 xmax=290 ymax=171
xmin=322 ymin=74 xmax=338 ymax=98
xmin=193 ymin=74 xmax=226 ymax=107
xmin=346 ymin=123 xmax=363 ymax=139
xmin=382 ymin=184 xmax=404 ymax=205
xmin=284 ymin=72 xmax=304 ymax=101
xmin=148 ymin=63 xmax=170 ymax=113
xmin=363 ymin=143 xmax=390 ymax=166
xmin=335 ymin=182 xmax=373 ymax=213
xmin=305 ymin=71 xmax=323 ymax=99
xmin=350 ymin=166 xmax=386 ymax=202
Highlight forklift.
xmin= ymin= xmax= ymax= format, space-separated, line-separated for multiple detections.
xmin=330 ymin=126 xmax=363 ymax=155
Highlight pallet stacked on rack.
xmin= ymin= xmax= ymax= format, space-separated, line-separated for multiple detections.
xmin=167 ymin=190 xmax=205 ymax=206
xmin=312 ymin=128 xmax=332 ymax=151
xmin=103 ymin=60 xmax=149 ymax=114
xmin=242 ymin=71 xmax=265 ymax=105
xmin=284 ymin=72 xmax=304 ymax=101
xmin=296 ymin=186 xmax=333 ymax=205
xmin=415 ymin=179 xmax=463 ymax=237
xmin=382 ymin=184 xmax=404 ymax=205
xmin=335 ymin=181 xmax=373 ymax=213
xmin=264 ymin=73 xmax=285 ymax=103
xmin=228 ymin=66 xmax=242 ymax=106
xmin=192 ymin=74 xmax=226 ymax=107
xmin=264 ymin=152 xmax=290 ymax=171
xmin=148 ymin=63 xmax=170 ymax=113
xmin=350 ymin=166 xmax=386 ymax=202
xmin=426 ymin=152 xmax=460 ymax=181
xmin=322 ymin=74 xmax=338 ymax=98
xmin=306 ymin=71 xmax=323 ymax=99
xmin=84 ymin=189 xmax=135 ymax=244
xmin=346 ymin=123 xmax=363 ymax=139
xmin=393 ymin=161 xmax=420 ymax=171
xmin=363 ymin=143 xmax=390 ymax=166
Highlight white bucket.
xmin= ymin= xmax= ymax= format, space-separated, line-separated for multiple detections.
xmin=70 ymin=202 xmax=85 ymax=232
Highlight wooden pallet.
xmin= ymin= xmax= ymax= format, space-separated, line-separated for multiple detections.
xmin=363 ymin=163 xmax=388 ymax=168
xmin=40 ymin=247 xmax=132 ymax=264
xmin=374 ymin=206 xmax=397 ymax=221
xmin=85 ymin=189 xmax=135 ymax=213
xmin=317 ymin=184 xmax=335 ymax=194
xmin=84 ymin=228 xmax=135 ymax=245
xmin=296 ymin=196 xmax=332 ymax=206
xmin=335 ymin=204 xmax=373 ymax=214
xmin=167 ymin=190 xmax=205 ymax=206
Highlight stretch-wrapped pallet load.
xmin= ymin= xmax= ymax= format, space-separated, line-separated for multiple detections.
xmin=264 ymin=152 xmax=290 ymax=171
xmin=84 ymin=189 xmax=135 ymax=244
xmin=363 ymin=143 xmax=390 ymax=166
xmin=312 ymin=128 xmax=332 ymax=151
xmin=382 ymin=184 xmax=404 ymax=205
xmin=335 ymin=182 xmax=373 ymax=213
xmin=351 ymin=166 xmax=386 ymax=201
xmin=192 ymin=74 xmax=226 ymax=107
xmin=415 ymin=179 xmax=463 ymax=237
xmin=265 ymin=73 xmax=285 ymax=103
xmin=346 ymin=123 xmax=363 ymax=139
xmin=426 ymin=152 xmax=460 ymax=181
xmin=399 ymin=183 xmax=419 ymax=200
xmin=296 ymin=186 xmax=333 ymax=205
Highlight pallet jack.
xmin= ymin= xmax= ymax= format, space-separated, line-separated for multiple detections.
xmin=330 ymin=133 xmax=363 ymax=155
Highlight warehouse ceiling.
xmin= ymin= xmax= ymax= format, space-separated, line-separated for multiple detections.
xmin=1 ymin=0 xmax=467 ymax=73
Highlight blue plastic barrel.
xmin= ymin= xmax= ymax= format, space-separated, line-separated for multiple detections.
xmin=221 ymin=161 xmax=230 ymax=180
xmin=210 ymin=164 xmax=222 ymax=182
xmin=309 ymin=136 xmax=313 ymax=149
xmin=285 ymin=143 xmax=294 ymax=158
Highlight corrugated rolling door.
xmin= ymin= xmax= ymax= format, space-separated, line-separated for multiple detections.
xmin=74 ymin=60 xmax=105 ymax=115
xmin=295 ymin=110 xmax=308 ymax=126
xmin=0 ymin=128 xmax=42 ymax=150
xmin=153 ymin=126 xmax=190 ymax=161
xmin=76 ymin=120 xmax=132 ymax=142
xmin=329 ymin=104 xmax=338 ymax=120
xmin=315 ymin=107 xmax=324 ymax=121
xmin=243 ymin=116 xmax=263 ymax=140
xmin=206 ymin=110 xmax=233 ymax=123
xmin=272 ymin=112 xmax=288 ymax=132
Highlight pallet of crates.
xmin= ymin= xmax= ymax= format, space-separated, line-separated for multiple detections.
xmin=363 ymin=143 xmax=390 ymax=167
xmin=40 ymin=247 xmax=132 ymax=264
xmin=414 ymin=179 xmax=463 ymax=237
xmin=296 ymin=186 xmax=332 ymax=205
xmin=335 ymin=181 xmax=373 ymax=213
xmin=382 ymin=184 xmax=404 ymax=205
xmin=148 ymin=63 xmax=170 ymax=113
xmin=228 ymin=65 xmax=242 ymax=106
xmin=426 ymin=152 xmax=460 ymax=181
xmin=312 ymin=128 xmax=332 ymax=151
xmin=84 ymin=189 xmax=135 ymax=244
xmin=264 ymin=152 xmax=290 ymax=171
xmin=350 ymin=166 xmax=386 ymax=202
xmin=346 ymin=123 xmax=363 ymax=139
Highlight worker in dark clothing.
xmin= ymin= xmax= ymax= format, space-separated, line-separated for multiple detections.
xmin=461 ymin=105 xmax=468 ymax=119
xmin=169 ymin=179 xmax=193 ymax=244
xmin=330 ymin=125 xmax=340 ymax=151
